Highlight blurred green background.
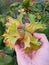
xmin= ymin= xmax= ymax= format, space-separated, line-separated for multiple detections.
xmin=0 ymin=0 xmax=49 ymax=65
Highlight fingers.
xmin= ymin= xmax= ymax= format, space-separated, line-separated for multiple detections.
xmin=33 ymin=33 xmax=49 ymax=46
xmin=33 ymin=33 xmax=48 ymax=43
xmin=33 ymin=33 xmax=46 ymax=40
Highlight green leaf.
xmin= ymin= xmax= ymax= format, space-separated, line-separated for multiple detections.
xmin=30 ymin=2 xmax=43 ymax=12
xmin=9 ymin=23 xmax=17 ymax=35
xmin=0 ymin=50 xmax=14 ymax=65
xmin=17 ymin=13 xmax=23 ymax=22
xmin=41 ymin=13 xmax=48 ymax=23
xmin=30 ymin=43 xmax=40 ymax=50
xmin=42 ymin=25 xmax=49 ymax=40
xmin=9 ymin=2 xmax=20 ymax=10
xmin=0 ymin=22 xmax=5 ymax=36
xmin=46 ymin=3 xmax=49 ymax=12
xmin=28 ymin=14 xmax=36 ymax=23
xmin=9 ymin=2 xmax=20 ymax=17
xmin=3 ymin=47 xmax=14 ymax=56
xmin=0 ymin=15 xmax=6 ymax=24
xmin=0 ymin=0 xmax=6 ymax=14
xmin=0 ymin=36 xmax=3 ymax=46
xmin=22 ymin=0 xmax=30 ymax=8
xmin=30 ymin=36 xmax=40 ymax=45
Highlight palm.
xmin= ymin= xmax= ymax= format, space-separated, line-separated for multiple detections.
xmin=15 ymin=45 xmax=49 ymax=65
xmin=32 ymin=45 xmax=49 ymax=65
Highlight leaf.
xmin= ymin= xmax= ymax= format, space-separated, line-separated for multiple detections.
xmin=24 ymin=33 xmax=41 ymax=52
xmin=30 ymin=36 xmax=38 ymax=44
xmin=6 ymin=16 xmax=21 ymax=28
xmin=25 ymin=22 xmax=46 ymax=33
xmin=17 ymin=13 xmax=23 ymax=22
xmin=22 ymin=0 xmax=30 ymax=8
xmin=41 ymin=13 xmax=48 ymax=23
xmin=3 ymin=32 xmax=20 ymax=49
xmin=30 ymin=43 xmax=40 ymax=50
xmin=23 ymin=32 xmax=30 ymax=49
xmin=0 ymin=15 xmax=6 ymax=24
xmin=36 ymin=13 xmax=41 ymax=20
xmin=9 ymin=2 xmax=20 ymax=10
xmin=3 ymin=16 xmax=21 ymax=49
xmin=0 ymin=36 xmax=3 ymax=46
xmin=28 ymin=14 xmax=36 ymax=23
xmin=9 ymin=2 xmax=20 ymax=17
xmin=8 ymin=24 xmax=17 ymax=35
xmin=22 ymin=0 xmax=33 ymax=8
xmin=30 ymin=2 xmax=43 ymax=12
xmin=30 ymin=35 xmax=41 ymax=46
xmin=3 ymin=47 xmax=14 ymax=56
xmin=46 ymin=6 xmax=49 ymax=11
xmin=0 ymin=0 xmax=6 ymax=14
xmin=41 ymin=25 xmax=49 ymax=40
xmin=0 ymin=22 xmax=5 ymax=36
xmin=0 ymin=50 xmax=14 ymax=65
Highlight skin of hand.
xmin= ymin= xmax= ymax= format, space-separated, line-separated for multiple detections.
xmin=14 ymin=33 xmax=49 ymax=65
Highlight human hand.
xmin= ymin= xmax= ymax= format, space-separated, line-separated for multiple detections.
xmin=32 ymin=33 xmax=49 ymax=65
xmin=14 ymin=33 xmax=49 ymax=65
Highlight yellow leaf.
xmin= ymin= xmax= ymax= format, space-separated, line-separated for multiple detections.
xmin=25 ymin=22 xmax=46 ymax=33
xmin=23 ymin=32 xmax=30 ymax=49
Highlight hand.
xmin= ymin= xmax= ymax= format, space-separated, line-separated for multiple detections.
xmin=14 ymin=33 xmax=49 ymax=65
xmin=32 ymin=33 xmax=49 ymax=65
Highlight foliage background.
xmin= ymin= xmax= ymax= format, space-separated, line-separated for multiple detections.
xmin=0 ymin=0 xmax=49 ymax=65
